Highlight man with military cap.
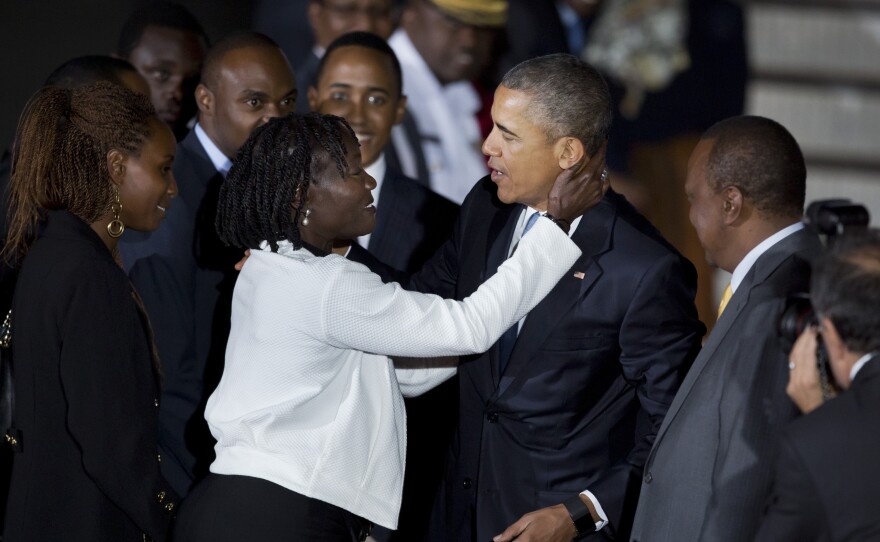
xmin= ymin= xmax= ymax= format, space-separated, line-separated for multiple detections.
xmin=389 ymin=0 xmax=506 ymax=204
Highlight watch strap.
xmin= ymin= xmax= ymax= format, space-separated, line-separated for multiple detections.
xmin=563 ymin=494 xmax=594 ymax=536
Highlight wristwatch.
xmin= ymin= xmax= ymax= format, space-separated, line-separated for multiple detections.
xmin=543 ymin=213 xmax=571 ymax=234
xmin=563 ymin=494 xmax=595 ymax=536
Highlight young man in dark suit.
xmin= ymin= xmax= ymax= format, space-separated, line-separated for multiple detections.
xmin=309 ymin=31 xmax=458 ymax=273
xmin=631 ymin=116 xmax=823 ymax=541
xmin=309 ymin=31 xmax=459 ymax=541
xmin=120 ymin=32 xmax=296 ymax=498
xmin=295 ymin=0 xmax=396 ymax=113
xmin=399 ymin=54 xmax=704 ymax=542
xmin=116 ymin=2 xmax=209 ymax=141
xmin=755 ymin=231 xmax=880 ymax=542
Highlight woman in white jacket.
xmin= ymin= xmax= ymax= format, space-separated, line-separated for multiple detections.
xmin=172 ymin=113 xmax=606 ymax=541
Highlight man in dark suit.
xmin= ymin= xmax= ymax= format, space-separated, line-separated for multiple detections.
xmin=755 ymin=231 xmax=880 ymax=542
xmin=399 ymin=54 xmax=704 ymax=542
xmin=309 ymin=31 xmax=459 ymax=541
xmin=120 ymin=32 xmax=296 ymax=497
xmin=308 ymin=31 xmax=457 ymax=272
xmin=630 ymin=116 xmax=823 ymax=541
xmin=116 ymin=2 xmax=209 ymax=141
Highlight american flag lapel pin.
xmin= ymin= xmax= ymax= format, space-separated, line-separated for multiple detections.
xmin=573 ymin=271 xmax=585 ymax=280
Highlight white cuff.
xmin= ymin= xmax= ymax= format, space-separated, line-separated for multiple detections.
xmin=579 ymin=489 xmax=609 ymax=531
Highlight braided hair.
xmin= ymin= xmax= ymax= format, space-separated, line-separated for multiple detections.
xmin=2 ymin=81 xmax=156 ymax=265
xmin=217 ymin=112 xmax=354 ymax=252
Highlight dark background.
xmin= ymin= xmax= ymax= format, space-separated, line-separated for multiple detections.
xmin=0 ymin=0 xmax=310 ymax=153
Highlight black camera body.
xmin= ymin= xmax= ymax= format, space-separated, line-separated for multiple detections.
xmin=778 ymin=293 xmax=818 ymax=354
xmin=777 ymin=199 xmax=870 ymax=398
xmin=805 ymin=199 xmax=871 ymax=240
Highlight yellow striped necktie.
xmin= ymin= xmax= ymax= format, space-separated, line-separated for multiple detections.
xmin=717 ymin=283 xmax=733 ymax=320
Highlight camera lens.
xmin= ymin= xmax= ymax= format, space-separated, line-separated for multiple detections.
xmin=778 ymin=294 xmax=817 ymax=353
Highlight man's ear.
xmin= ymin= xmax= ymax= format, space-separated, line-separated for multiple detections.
xmin=399 ymin=3 xmax=416 ymax=30
xmin=393 ymin=95 xmax=408 ymax=126
xmin=307 ymin=86 xmax=319 ymax=112
xmin=556 ymin=137 xmax=585 ymax=170
xmin=106 ymin=149 xmax=127 ymax=187
xmin=721 ymin=185 xmax=744 ymax=224
xmin=820 ymin=316 xmax=854 ymax=387
xmin=195 ymin=83 xmax=213 ymax=116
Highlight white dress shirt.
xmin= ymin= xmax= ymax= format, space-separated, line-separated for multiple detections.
xmin=194 ymin=123 xmax=232 ymax=177
xmin=206 ymin=218 xmax=581 ymax=529
xmin=730 ymin=222 xmax=804 ymax=294
xmin=850 ymin=352 xmax=876 ymax=382
xmin=389 ymin=30 xmax=487 ymax=205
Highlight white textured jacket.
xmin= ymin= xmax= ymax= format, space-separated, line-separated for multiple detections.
xmin=206 ymin=218 xmax=580 ymax=529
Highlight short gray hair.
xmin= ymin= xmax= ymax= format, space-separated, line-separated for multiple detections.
xmin=501 ymin=53 xmax=611 ymax=155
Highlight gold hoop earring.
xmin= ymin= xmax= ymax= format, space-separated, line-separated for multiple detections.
xmin=107 ymin=187 xmax=125 ymax=238
xmin=301 ymin=208 xmax=312 ymax=227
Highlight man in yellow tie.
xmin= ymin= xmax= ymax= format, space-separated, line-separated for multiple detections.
xmin=716 ymin=282 xmax=733 ymax=320
xmin=630 ymin=115 xmax=824 ymax=542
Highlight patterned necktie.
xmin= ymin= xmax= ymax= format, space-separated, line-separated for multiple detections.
xmin=717 ymin=283 xmax=733 ymax=320
xmin=498 ymin=211 xmax=542 ymax=374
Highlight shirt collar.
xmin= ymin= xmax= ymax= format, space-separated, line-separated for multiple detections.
xmin=850 ymin=352 xmax=876 ymax=382
xmin=731 ymin=222 xmax=804 ymax=293
xmin=194 ymin=123 xmax=233 ymax=178
xmin=508 ymin=206 xmax=582 ymax=256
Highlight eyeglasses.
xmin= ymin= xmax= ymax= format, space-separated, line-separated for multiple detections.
xmin=318 ymin=0 xmax=393 ymax=20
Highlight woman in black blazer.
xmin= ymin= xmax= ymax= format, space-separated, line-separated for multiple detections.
xmin=2 ymin=82 xmax=179 ymax=541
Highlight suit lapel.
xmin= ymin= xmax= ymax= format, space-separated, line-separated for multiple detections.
xmin=649 ymin=269 xmax=755 ymax=455
xmin=494 ymin=197 xmax=615 ymax=398
xmin=649 ymin=228 xmax=822 ymax=456
xmin=479 ymin=203 xmax=522 ymax=385
xmin=482 ymin=203 xmax=521 ymax=283
xmin=177 ymin=129 xmax=222 ymax=211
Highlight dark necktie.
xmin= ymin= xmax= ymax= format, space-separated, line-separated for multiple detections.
xmin=497 ymin=212 xmax=541 ymax=375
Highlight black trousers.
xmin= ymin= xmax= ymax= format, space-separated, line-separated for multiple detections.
xmin=172 ymin=474 xmax=372 ymax=542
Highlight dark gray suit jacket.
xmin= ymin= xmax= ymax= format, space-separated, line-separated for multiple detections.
xmin=755 ymin=355 xmax=880 ymax=542
xmin=631 ymin=227 xmax=823 ymax=542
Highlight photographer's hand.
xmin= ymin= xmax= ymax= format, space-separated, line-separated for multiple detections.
xmin=786 ymin=327 xmax=825 ymax=414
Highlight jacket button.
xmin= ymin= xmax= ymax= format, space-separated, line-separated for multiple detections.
xmin=157 ymin=453 xmax=162 ymax=463
xmin=157 ymin=490 xmax=166 ymax=503
xmin=462 ymin=477 xmax=473 ymax=489
xmin=153 ymin=398 xmax=159 ymax=407
xmin=486 ymin=412 xmax=499 ymax=423
xmin=644 ymin=472 xmax=653 ymax=484
xmin=164 ymin=502 xmax=175 ymax=513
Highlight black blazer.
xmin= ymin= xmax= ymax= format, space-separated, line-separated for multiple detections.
xmin=755 ymin=356 xmax=880 ymax=542
xmin=368 ymin=167 xmax=458 ymax=274
xmin=3 ymin=210 xmax=175 ymax=541
xmin=121 ymin=129 xmax=239 ymax=497
xmin=407 ymin=178 xmax=704 ymax=541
